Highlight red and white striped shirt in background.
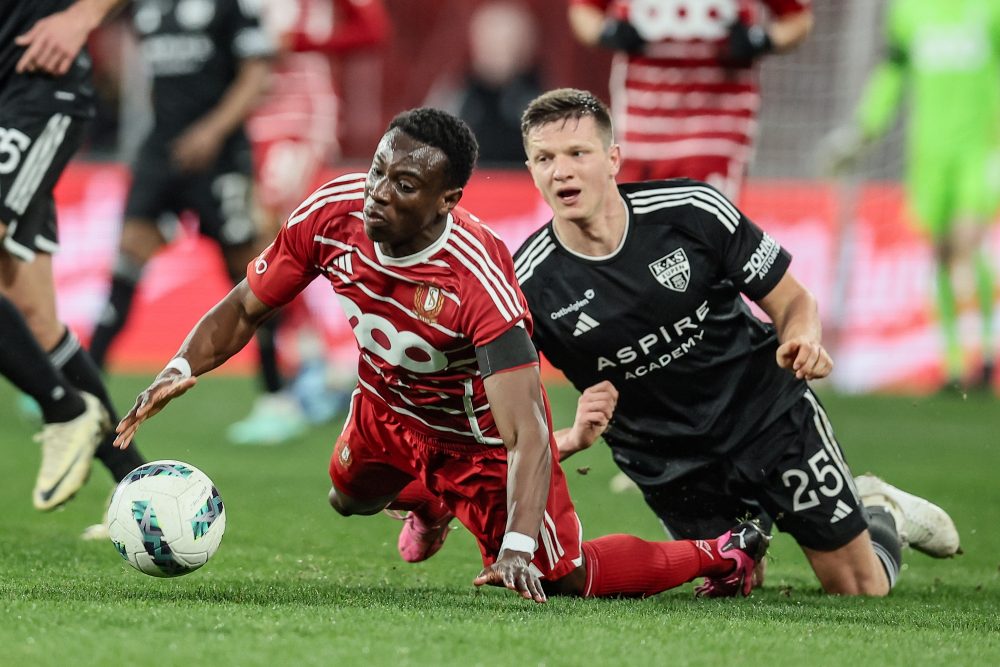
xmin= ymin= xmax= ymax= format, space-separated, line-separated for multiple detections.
xmin=248 ymin=0 xmax=388 ymax=211
xmin=571 ymin=0 xmax=809 ymax=199
xmin=247 ymin=174 xmax=532 ymax=447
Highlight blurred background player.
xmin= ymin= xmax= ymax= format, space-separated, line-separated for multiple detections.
xmin=826 ymin=0 xmax=1000 ymax=392
xmin=2 ymin=0 xmax=148 ymax=516
xmin=236 ymin=0 xmax=388 ymax=439
xmin=426 ymin=1 xmax=544 ymax=166
xmin=567 ymin=0 xmax=813 ymax=201
xmin=81 ymin=0 xmax=294 ymax=441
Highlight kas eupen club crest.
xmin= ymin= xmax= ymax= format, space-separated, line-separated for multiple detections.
xmin=648 ymin=248 xmax=690 ymax=292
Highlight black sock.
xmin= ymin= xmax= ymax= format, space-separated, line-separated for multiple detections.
xmin=89 ymin=255 xmax=143 ymax=369
xmin=867 ymin=505 xmax=903 ymax=589
xmin=0 ymin=297 xmax=85 ymax=422
xmin=49 ymin=329 xmax=146 ymax=481
xmin=256 ymin=315 xmax=284 ymax=394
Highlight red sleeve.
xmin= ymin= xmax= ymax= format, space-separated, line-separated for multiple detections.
xmin=289 ymin=0 xmax=389 ymax=55
xmin=453 ymin=224 xmax=531 ymax=348
xmin=246 ymin=212 xmax=324 ymax=308
xmin=762 ymin=0 xmax=811 ymax=18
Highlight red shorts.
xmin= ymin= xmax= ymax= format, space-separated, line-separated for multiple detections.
xmin=618 ymin=154 xmax=746 ymax=202
xmin=329 ymin=390 xmax=584 ymax=581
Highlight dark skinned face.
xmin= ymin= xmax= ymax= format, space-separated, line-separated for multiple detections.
xmin=363 ymin=129 xmax=462 ymax=257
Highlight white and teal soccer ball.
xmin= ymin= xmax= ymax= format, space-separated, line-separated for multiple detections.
xmin=107 ymin=460 xmax=226 ymax=577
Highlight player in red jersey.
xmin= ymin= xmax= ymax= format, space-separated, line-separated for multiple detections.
xmin=114 ymin=108 xmax=768 ymax=601
xmin=568 ymin=0 xmax=813 ymax=201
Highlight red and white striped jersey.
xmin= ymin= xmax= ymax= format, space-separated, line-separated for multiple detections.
xmin=571 ymin=0 xmax=808 ymax=165
xmin=247 ymin=173 xmax=531 ymax=446
xmin=248 ymin=0 xmax=388 ymax=150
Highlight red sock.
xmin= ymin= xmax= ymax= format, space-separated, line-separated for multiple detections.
xmin=581 ymin=535 xmax=735 ymax=598
xmin=387 ymin=481 xmax=450 ymax=523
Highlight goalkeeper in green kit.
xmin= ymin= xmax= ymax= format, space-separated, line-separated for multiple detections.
xmin=829 ymin=0 xmax=1000 ymax=390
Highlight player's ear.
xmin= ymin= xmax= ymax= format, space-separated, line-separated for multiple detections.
xmin=439 ymin=187 xmax=463 ymax=215
xmin=608 ymin=143 xmax=622 ymax=178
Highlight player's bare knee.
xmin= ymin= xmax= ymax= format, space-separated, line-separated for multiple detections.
xmin=328 ymin=487 xmax=355 ymax=516
xmin=812 ymin=550 xmax=890 ymax=597
xmin=328 ymin=486 xmax=388 ymax=517
xmin=820 ymin=571 xmax=889 ymax=597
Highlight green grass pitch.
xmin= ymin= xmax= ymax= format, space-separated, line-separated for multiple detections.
xmin=1 ymin=376 xmax=998 ymax=666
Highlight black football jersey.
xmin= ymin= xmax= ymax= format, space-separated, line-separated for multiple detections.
xmin=1 ymin=0 xmax=94 ymax=117
xmin=514 ymin=179 xmax=806 ymax=482
xmin=132 ymin=0 xmax=273 ymax=139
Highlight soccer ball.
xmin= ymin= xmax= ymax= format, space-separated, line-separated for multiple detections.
xmin=108 ymin=460 xmax=226 ymax=577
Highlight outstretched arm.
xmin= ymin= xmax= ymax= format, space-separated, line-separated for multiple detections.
xmin=471 ymin=328 xmax=549 ymax=603
xmin=114 ymin=280 xmax=276 ymax=448
xmin=855 ymin=56 xmax=906 ymax=141
xmin=553 ymin=381 xmax=618 ymax=461
xmin=756 ymin=272 xmax=833 ymax=381
xmin=15 ymin=0 xmax=127 ymax=75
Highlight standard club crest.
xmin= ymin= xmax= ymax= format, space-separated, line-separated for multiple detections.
xmin=413 ymin=283 xmax=445 ymax=323
xmin=648 ymin=248 xmax=690 ymax=292
xmin=337 ymin=441 xmax=352 ymax=469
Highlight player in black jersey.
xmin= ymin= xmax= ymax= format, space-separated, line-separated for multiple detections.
xmin=2 ymin=0 xmax=147 ymax=516
xmin=514 ymin=88 xmax=961 ymax=596
xmin=78 ymin=0 xmax=307 ymax=444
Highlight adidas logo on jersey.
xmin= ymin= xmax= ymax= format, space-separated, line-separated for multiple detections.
xmin=830 ymin=499 xmax=854 ymax=524
xmin=329 ymin=253 xmax=353 ymax=276
xmin=573 ymin=312 xmax=600 ymax=337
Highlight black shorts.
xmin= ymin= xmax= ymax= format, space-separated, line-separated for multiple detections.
xmin=123 ymin=134 xmax=256 ymax=248
xmin=634 ymin=389 xmax=869 ymax=551
xmin=0 ymin=110 xmax=88 ymax=261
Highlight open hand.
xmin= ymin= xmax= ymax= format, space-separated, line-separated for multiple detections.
xmin=114 ymin=372 xmax=197 ymax=449
xmin=473 ymin=550 xmax=546 ymax=603
xmin=15 ymin=8 xmax=92 ymax=75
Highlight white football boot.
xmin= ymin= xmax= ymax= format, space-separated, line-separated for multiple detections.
xmin=226 ymin=391 xmax=308 ymax=445
xmin=855 ymin=474 xmax=961 ymax=558
xmin=33 ymin=392 xmax=110 ymax=510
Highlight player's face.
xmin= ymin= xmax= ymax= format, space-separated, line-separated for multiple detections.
xmin=364 ymin=129 xmax=462 ymax=256
xmin=524 ymin=116 xmax=620 ymax=225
